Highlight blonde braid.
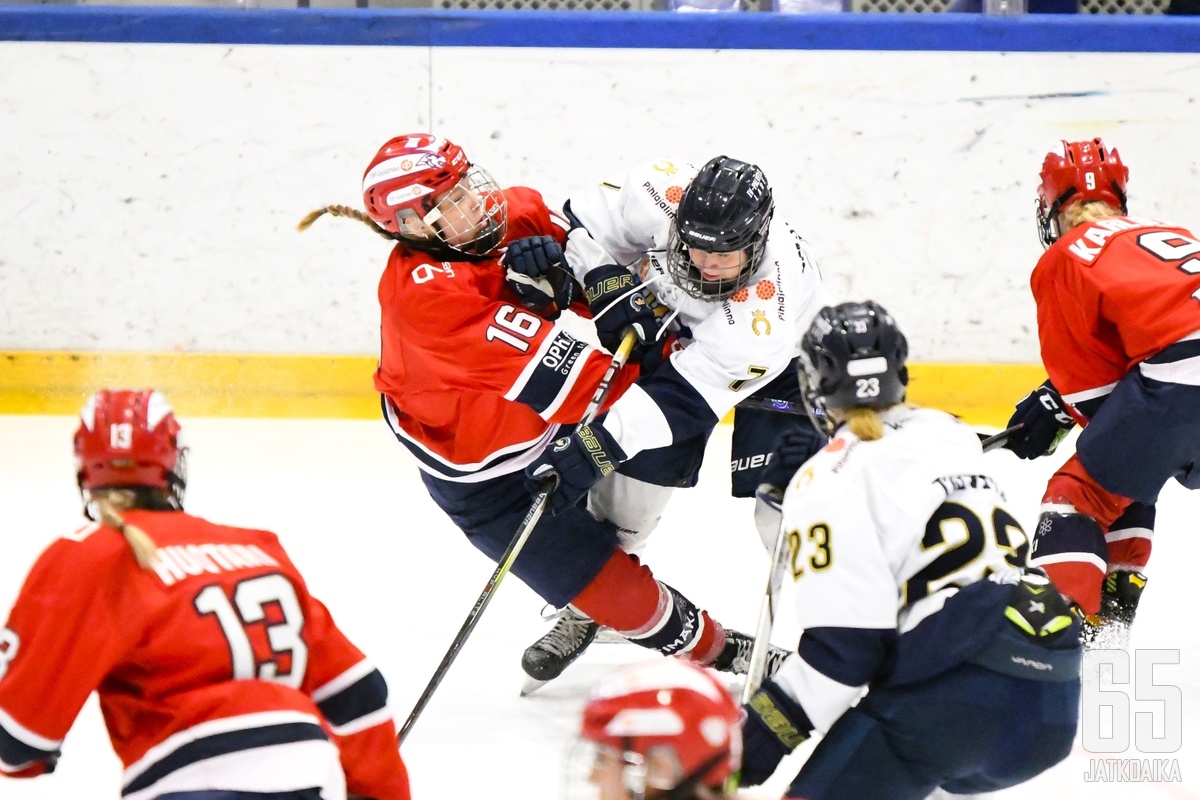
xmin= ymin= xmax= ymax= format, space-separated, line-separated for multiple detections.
xmin=96 ymin=493 xmax=160 ymax=570
xmin=297 ymin=204 xmax=395 ymax=241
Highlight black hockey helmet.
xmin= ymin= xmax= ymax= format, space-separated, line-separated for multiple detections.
xmin=665 ymin=156 xmax=775 ymax=300
xmin=798 ymin=301 xmax=909 ymax=436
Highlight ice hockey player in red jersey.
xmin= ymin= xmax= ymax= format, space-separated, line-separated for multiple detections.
xmin=298 ymin=133 xmax=781 ymax=691
xmin=0 ymin=389 xmax=410 ymax=800
xmin=570 ymin=659 xmax=743 ymax=800
xmin=1002 ymin=137 xmax=1200 ymax=640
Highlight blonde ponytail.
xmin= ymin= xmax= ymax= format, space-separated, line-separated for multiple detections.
xmin=1061 ymin=201 xmax=1121 ymax=233
xmin=842 ymin=407 xmax=885 ymax=442
xmin=96 ymin=494 xmax=160 ymax=570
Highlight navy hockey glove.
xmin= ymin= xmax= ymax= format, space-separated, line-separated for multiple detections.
xmin=760 ymin=425 xmax=829 ymax=492
xmin=502 ymin=236 xmax=578 ymax=319
xmin=1003 ymin=380 xmax=1075 ymax=460
xmin=525 ymin=424 xmax=627 ymax=515
xmin=583 ymin=265 xmax=664 ymax=357
xmin=739 ymin=679 xmax=813 ymax=788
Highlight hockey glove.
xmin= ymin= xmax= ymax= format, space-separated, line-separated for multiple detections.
xmin=583 ymin=265 xmax=664 ymax=357
xmin=760 ymin=424 xmax=828 ymax=491
xmin=739 ymin=679 xmax=813 ymax=788
xmin=1003 ymin=380 xmax=1075 ymax=460
xmin=525 ymin=423 xmax=627 ymax=515
xmin=502 ymin=236 xmax=578 ymax=319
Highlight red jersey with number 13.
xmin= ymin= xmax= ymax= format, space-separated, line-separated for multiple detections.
xmin=0 ymin=512 xmax=409 ymax=800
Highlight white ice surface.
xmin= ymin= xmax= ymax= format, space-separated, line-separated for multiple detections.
xmin=1 ymin=416 xmax=1197 ymax=799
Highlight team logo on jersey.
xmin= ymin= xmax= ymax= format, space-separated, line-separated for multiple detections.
xmin=752 ymin=311 xmax=771 ymax=337
xmin=652 ymin=161 xmax=678 ymax=176
xmin=796 ymin=467 xmax=815 ymax=489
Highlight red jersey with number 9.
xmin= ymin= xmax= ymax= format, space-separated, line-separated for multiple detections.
xmin=1031 ymin=216 xmax=1200 ymax=418
xmin=374 ymin=186 xmax=640 ymax=481
xmin=0 ymin=512 xmax=409 ymax=800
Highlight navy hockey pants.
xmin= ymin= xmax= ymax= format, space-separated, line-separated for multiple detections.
xmin=1076 ymin=364 xmax=1200 ymax=505
xmin=422 ymin=469 xmax=619 ymax=608
xmin=786 ymin=663 xmax=1079 ymax=800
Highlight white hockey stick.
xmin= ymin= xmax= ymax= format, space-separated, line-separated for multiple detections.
xmin=741 ymin=488 xmax=790 ymax=705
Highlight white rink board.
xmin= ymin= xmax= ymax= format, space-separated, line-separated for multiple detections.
xmin=2 ymin=41 xmax=1198 ymax=361
xmin=1 ymin=416 xmax=1198 ymax=799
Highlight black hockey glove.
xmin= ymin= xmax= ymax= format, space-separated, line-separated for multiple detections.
xmin=739 ymin=680 xmax=813 ymax=788
xmin=583 ymin=265 xmax=664 ymax=358
xmin=502 ymin=236 xmax=578 ymax=319
xmin=525 ymin=423 xmax=627 ymax=515
xmin=1003 ymin=380 xmax=1076 ymax=460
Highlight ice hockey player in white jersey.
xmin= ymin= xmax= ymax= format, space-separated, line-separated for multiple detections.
xmin=507 ymin=157 xmax=830 ymax=688
xmin=739 ymin=301 xmax=1083 ymax=800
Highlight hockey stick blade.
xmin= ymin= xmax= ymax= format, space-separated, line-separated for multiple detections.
xmin=399 ymin=330 xmax=639 ymax=744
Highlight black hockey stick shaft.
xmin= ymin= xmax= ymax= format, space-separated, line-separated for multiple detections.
xmin=737 ymin=397 xmax=1022 ymax=453
xmin=397 ymin=329 xmax=639 ymax=745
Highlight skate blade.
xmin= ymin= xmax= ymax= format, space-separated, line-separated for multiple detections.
xmin=520 ymin=675 xmax=551 ymax=697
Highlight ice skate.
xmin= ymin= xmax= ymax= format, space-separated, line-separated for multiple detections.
xmin=709 ymin=628 xmax=790 ymax=679
xmin=520 ymin=606 xmax=599 ymax=696
xmin=1083 ymin=570 xmax=1147 ymax=650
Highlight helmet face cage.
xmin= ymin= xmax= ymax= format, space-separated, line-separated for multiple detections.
xmin=1035 ymin=138 xmax=1129 ymax=248
xmin=417 ymin=164 xmax=508 ymax=257
xmin=798 ymin=302 xmax=909 ymax=428
xmin=74 ymin=389 xmax=188 ymax=518
xmin=362 ymin=134 xmax=508 ymax=257
xmin=798 ymin=349 xmax=836 ymax=437
xmin=665 ymin=156 xmax=775 ymax=301
xmin=576 ymin=660 xmax=741 ymax=797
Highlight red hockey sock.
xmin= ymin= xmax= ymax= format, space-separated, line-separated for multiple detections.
xmin=1042 ymin=560 xmax=1105 ymax=617
xmin=570 ymin=550 xmax=664 ymax=633
xmin=683 ymin=613 xmax=726 ymax=665
xmin=1044 ymin=456 xmax=1134 ymax=531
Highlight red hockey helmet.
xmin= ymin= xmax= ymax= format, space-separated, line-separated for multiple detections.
xmin=361 ymin=133 xmax=507 ymax=256
xmin=576 ymin=660 xmax=742 ymax=799
xmin=1036 ymin=137 xmax=1129 ymax=247
xmin=74 ymin=389 xmax=187 ymax=515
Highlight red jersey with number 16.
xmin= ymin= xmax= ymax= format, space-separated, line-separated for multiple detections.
xmin=0 ymin=511 xmax=409 ymax=800
xmin=374 ymin=186 xmax=640 ymax=482
xmin=1031 ymin=216 xmax=1200 ymax=419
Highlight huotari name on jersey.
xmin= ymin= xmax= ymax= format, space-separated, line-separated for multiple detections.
xmin=152 ymin=543 xmax=281 ymax=586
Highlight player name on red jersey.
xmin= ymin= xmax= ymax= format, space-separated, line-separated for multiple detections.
xmin=152 ymin=543 xmax=280 ymax=586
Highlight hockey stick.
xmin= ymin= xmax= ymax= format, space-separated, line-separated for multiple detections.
xmin=741 ymin=495 xmax=789 ymax=707
xmin=397 ymin=329 xmax=640 ymax=745
xmin=737 ymin=397 xmax=1022 ymax=453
